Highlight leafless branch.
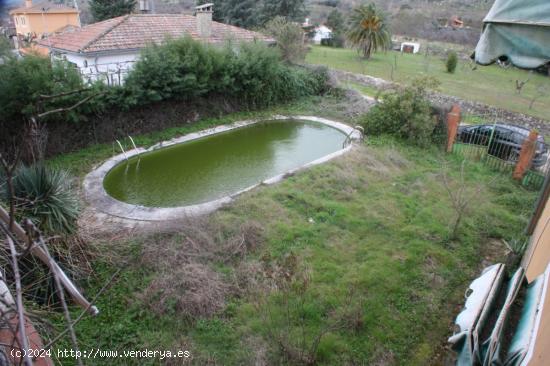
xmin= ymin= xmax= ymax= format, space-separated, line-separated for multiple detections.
xmin=39 ymin=88 xmax=93 ymax=100
xmin=441 ymin=160 xmax=498 ymax=239
xmin=43 ymin=267 xmax=122 ymax=350
xmin=515 ymin=77 xmax=529 ymax=94
xmin=32 ymin=227 xmax=83 ymax=366
xmin=0 ymin=206 xmax=98 ymax=315
xmin=0 ymin=151 xmax=21 ymax=231
xmin=6 ymin=237 xmax=32 ymax=366
xmin=36 ymin=92 xmax=102 ymax=119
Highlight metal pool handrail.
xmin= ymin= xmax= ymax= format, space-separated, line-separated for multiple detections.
xmin=343 ymin=126 xmax=365 ymax=148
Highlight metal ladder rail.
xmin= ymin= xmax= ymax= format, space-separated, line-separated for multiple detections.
xmin=342 ymin=126 xmax=365 ymax=148
xmin=115 ymin=140 xmax=128 ymax=161
xmin=128 ymin=135 xmax=141 ymax=171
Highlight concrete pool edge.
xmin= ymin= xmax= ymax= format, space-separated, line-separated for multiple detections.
xmin=83 ymin=115 xmax=362 ymax=221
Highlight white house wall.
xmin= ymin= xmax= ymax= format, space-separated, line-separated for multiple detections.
xmin=63 ymin=52 xmax=139 ymax=85
xmin=313 ymin=26 xmax=332 ymax=45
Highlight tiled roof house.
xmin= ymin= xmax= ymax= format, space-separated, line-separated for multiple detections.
xmin=9 ymin=0 xmax=80 ymax=39
xmin=38 ymin=4 xmax=274 ymax=85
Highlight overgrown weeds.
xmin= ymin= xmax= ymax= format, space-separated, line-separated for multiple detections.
xmin=137 ymin=219 xmax=265 ymax=319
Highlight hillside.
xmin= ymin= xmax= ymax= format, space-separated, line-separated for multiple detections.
xmin=2 ymin=0 xmax=494 ymax=45
xmin=307 ymin=0 xmax=495 ymax=45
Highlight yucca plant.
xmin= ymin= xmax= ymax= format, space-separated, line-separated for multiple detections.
xmin=347 ymin=3 xmax=391 ymax=59
xmin=1 ymin=164 xmax=78 ymax=234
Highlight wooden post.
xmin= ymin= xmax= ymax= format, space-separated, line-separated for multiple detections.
xmin=446 ymin=104 xmax=461 ymax=153
xmin=513 ymin=130 xmax=538 ymax=180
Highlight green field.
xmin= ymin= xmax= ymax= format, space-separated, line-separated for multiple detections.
xmin=48 ymin=96 xmax=537 ymax=365
xmin=306 ymin=46 xmax=550 ymax=121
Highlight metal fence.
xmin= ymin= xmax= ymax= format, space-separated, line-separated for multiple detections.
xmin=78 ymin=60 xmax=137 ymax=86
xmin=452 ymin=111 xmax=550 ymax=190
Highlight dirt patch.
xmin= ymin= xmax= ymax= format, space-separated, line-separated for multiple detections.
xmin=479 ymin=238 xmax=510 ymax=270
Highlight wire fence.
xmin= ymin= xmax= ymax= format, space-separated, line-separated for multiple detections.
xmin=77 ymin=60 xmax=137 ymax=86
xmin=452 ymin=111 xmax=550 ymax=190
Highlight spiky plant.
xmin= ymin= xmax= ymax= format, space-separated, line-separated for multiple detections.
xmin=347 ymin=3 xmax=391 ymax=59
xmin=1 ymin=164 xmax=78 ymax=234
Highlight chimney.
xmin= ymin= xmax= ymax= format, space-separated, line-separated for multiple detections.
xmin=195 ymin=3 xmax=213 ymax=39
xmin=139 ymin=0 xmax=151 ymax=13
xmin=25 ymin=0 xmax=33 ymax=8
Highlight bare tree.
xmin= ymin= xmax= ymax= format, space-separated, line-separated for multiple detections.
xmin=441 ymin=160 xmax=496 ymax=240
xmin=23 ymin=88 xmax=102 ymax=163
xmin=528 ymin=84 xmax=549 ymax=110
xmin=515 ymin=75 xmax=530 ymax=94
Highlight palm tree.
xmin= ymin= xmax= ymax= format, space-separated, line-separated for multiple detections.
xmin=347 ymin=4 xmax=391 ymax=59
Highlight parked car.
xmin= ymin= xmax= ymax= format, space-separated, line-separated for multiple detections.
xmin=456 ymin=124 xmax=548 ymax=167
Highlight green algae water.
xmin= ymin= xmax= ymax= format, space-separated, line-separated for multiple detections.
xmin=103 ymin=119 xmax=346 ymax=207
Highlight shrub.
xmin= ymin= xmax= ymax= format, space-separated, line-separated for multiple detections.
xmin=320 ymin=35 xmax=345 ymax=48
xmin=446 ymin=51 xmax=458 ymax=73
xmin=0 ymin=164 xmax=78 ymax=234
xmin=360 ymin=77 xmax=440 ymax=147
xmin=263 ymin=16 xmax=308 ymax=63
xmin=0 ymin=55 xmax=84 ymax=126
xmin=124 ymin=42 xmax=184 ymax=103
xmin=122 ymin=38 xmax=328 ymax=109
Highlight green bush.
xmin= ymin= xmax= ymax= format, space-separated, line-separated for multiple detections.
xmin=360 ymin=77 xmax=440 ymax=147
xmin=0 ymin=54 xmax=84 ymax=126
xmin=0 ymin=165 xmax=79 ymax=234
xmin=446 ymin=51 xmax=458 ymax=73
xmin=123 ymin=37 xmax=328 ymax=108
xmin=320 ymin=35 xmax=345 ymax=48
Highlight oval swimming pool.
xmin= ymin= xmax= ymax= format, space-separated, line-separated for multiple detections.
xmin=103 ymin=119 xmax=347 ymax=208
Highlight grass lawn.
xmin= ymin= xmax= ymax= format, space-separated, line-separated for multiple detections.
xmin=306 ymin=46 xmax=550 ymax=121
xmin=47 ymin=97 xmax=538 ymax=365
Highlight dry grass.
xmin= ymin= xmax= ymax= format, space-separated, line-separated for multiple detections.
xmin=137 ymin=218 xmax=265 ymax=318
xmin=139 ymin=262 xmax=229 ymax=318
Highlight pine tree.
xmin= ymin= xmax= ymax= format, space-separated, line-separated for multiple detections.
xmin=220 ymin=0 xmax=260 ymax=28
xmin=90 ymin=0 xmax=137 ymax=22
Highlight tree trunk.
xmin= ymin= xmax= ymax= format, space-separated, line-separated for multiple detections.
xmin=363 ymin=41 xmax=372 ymax=59
xmin=23 ymin=118 xmax=48 ymax=164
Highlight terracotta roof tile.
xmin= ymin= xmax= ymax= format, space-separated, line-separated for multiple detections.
xmin=40 ymin=14 xmax=274 ymax=54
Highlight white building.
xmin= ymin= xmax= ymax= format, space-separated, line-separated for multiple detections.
xmin=400 ymin=42 xmax=421 ymax=54
xmin=38 ymin=4 xmax=273 ymax=85
xmin=312 ymin=25 xmax=332 ymax=45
